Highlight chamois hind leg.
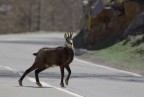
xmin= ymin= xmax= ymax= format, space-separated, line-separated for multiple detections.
xmin=18 ymin=64 xmax=37 ymax=86
xmin=35 ymin=67 xmax=47 ymax=87
xmin=60 ymin=66 xmax=65 ymax=87
xmin=65 ymin=66 xmax=71 ymax=86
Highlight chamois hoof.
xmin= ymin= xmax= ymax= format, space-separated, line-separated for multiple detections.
xmin=60 ymin=83 xmax=65 ymax=87
xmin=65 ymin=79 xmax=69 ymax=86
xmin=18 ymin=80 xmax=23 ymax=86
xmin=36 ymin=82 xmax=42 ymax=87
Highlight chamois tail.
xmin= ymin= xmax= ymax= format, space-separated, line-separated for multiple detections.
xmin=33 ymin=53 xmax=37 ymax=56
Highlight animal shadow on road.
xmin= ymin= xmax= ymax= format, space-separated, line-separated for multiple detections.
xmin=15 ymin=85 xmax=52 ymax=88
xmin=21 ymin=71 xmax=144 ymax=83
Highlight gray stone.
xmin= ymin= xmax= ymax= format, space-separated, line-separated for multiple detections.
xmin=75 ymin=48 xmax=87 ymax=56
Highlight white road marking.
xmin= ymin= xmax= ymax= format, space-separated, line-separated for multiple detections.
xmin=0 ymin=65 xmax=84 ymax=97
xmin=0 ymin=58 xmax=142 ymax=97
xmin=75 ymin=58 xmax=143 ymax=77
xmin=28 ymin=77 xmax=53 ymax=88
xmin=28 ymin=78 xmax=84 ymax=97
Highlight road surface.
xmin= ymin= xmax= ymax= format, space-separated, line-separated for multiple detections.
xmin=0 ymin=32 xmax=144 ymax=97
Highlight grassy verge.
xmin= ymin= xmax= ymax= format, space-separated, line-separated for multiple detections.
xmin=79 ymin=41 xmax=144 ymax=75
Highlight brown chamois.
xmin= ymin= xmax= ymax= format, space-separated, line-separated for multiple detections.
xmin=18 ymin=32 xmax=74 ymax=87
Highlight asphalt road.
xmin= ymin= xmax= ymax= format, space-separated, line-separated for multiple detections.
xmin=0 ymin=32 xmax=144 ymax=97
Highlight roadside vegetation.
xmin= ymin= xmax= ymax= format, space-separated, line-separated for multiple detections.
xmin=79 ymin=34 xmax=144 ymax=75
xmin=77 ymin=34 xmax=144 ymax=75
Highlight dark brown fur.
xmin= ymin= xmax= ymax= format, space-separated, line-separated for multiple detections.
xmin=34 ymin=47 xmax=74 ymax=67
xmin=18 ymin=32 xmax=74 ymax=87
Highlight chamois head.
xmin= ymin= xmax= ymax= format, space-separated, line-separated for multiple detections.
xmin=64 ymin=32 xmax=73 ymax=48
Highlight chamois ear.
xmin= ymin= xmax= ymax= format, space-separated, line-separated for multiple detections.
xmin=70 ymin=32 xmax=73 ymax=38
xmin=67 ymin=32 xmax=70 ymax=38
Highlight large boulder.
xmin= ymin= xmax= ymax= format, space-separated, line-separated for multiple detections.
xmin=73 ymin=0 xmax=144 ymax=50
xmin=124 ymin=1 xmax=141 ymax=23
xmin=85 ymin=8 xmax=124 ymax=49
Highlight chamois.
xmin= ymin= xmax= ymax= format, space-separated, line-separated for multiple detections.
xmin=18 ymin=32 xmax=74 ymax=87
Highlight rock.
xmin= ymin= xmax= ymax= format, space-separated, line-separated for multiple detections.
xmin=91 ymin=0 xmax=104 ymax=17
xmin=85 ymin=8 xmax=124 ymax=49
xmin=101 ymin=0 xmax=111 ymax=4
xmin=74 ymin=0 xmax=144 ymax=50
xmin=124 ymin=1 xmax=141 ymax=23
xmin=75 ymin=49 xmax=87 ymax=56
xmin=91 ymin=9 xmax=114 ymax=29
xmin=116 ymin=15 xmax=128 ymax=29
xmin=123 ymin=11 xmax=144 ymax=37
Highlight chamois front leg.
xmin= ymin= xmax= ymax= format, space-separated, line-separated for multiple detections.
xmin=60 ymin=66 xmax=65 ymax=87
xmin=65 ymin=66 xmax=71 ymax=86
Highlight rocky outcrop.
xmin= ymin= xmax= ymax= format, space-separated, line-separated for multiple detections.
xmin=74 ymin=0 xmax=144 ymax=49
xmin=124 ymin=1 xmax=141 ymax=23
xmin=124 ymin=11 xmax=144 ymax=37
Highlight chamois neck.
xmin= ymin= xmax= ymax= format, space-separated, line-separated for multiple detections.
xmin=65 ymin=40 xmax=75 ymax=54
xmin=65 ymin=40 xmax=73 ymax=48
xmin=65 ymin=43 xmax=73 ymax=49
xmin=65 ymin=43 xmax=74 ymax=54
